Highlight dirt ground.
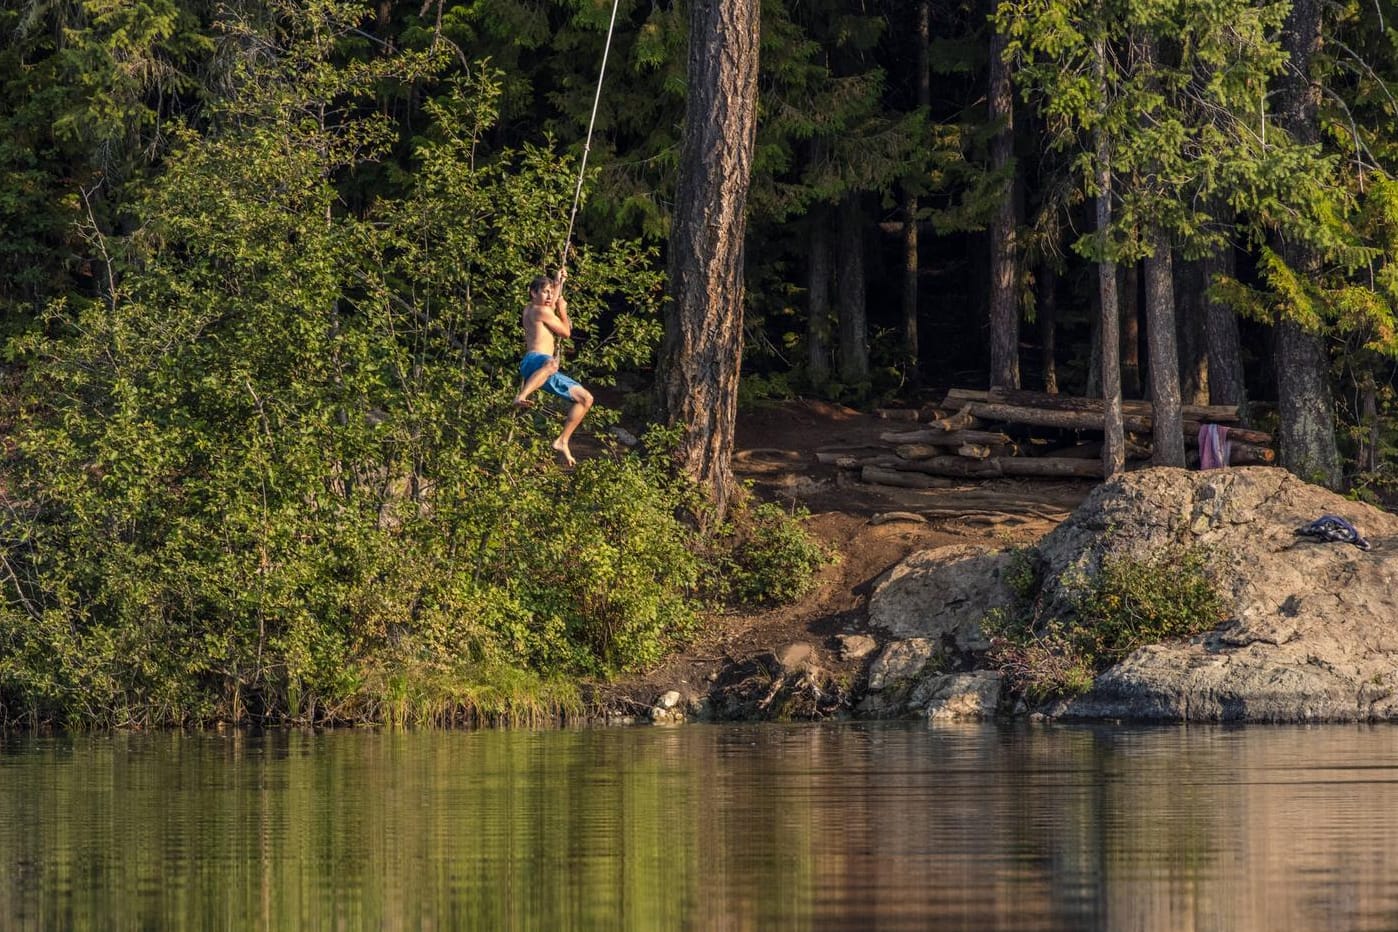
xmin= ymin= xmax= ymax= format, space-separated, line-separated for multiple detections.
xmin=592 ymin=399 xmax=1097 ymax=717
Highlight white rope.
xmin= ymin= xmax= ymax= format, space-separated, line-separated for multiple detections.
xmin=558 ymin=0 xmax=623 ymax=272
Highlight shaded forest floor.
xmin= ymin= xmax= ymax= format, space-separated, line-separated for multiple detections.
xmin=589 ymin=399 xmax=1098 ymax=718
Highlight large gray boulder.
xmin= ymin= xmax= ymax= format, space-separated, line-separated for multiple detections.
xmin=867 ymin=467 xmax=1398 ymax=722
xmin=1038 ymin=467 xmax=1398 ymax=721
xmin=868 ymin=544 xmax=1016 ymax=654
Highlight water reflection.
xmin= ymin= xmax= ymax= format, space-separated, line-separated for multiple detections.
xmin=2 ymin=724 xmax=1398 ymax=929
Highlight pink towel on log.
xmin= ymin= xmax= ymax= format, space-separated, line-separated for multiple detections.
xmin=1198 ymin=423 xmax=1231 ymax=469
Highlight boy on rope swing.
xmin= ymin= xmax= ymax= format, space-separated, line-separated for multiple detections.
xmin=514 ymin=269 xmax=594 ymax=466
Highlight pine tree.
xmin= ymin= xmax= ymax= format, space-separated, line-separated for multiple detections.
xmin=656 ymin=0 xmax=760 ymax=523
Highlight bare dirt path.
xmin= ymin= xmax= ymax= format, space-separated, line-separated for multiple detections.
xmin=593 ymin=400 xmax=1096 ymax=717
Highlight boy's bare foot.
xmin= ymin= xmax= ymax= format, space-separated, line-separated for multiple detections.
xmin=551 ymin=439 xmax=576 ymax=466
xmin=512 ymin=396 xmax=533 ymax=409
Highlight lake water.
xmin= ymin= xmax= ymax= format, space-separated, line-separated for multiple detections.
xmin=3 ymin=723 xmax=1398 ymax=930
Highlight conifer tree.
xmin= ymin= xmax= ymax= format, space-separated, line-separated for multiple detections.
xmin=657 ymin=0 xmax=760 ymax=523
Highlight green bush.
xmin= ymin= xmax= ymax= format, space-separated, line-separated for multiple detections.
xmin=711 ymin=500 xmax=830 ymax=606
xmin=985 ymin=545 xmax=1227 ymax=703
xmin=0 ymin=6 xmax=697 ymax=729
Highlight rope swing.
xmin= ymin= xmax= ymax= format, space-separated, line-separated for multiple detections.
xmin=557 ymin=0 xmax=624 ymax=274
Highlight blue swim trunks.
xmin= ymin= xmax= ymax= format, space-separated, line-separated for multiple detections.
xmin=519 ymin=351 xmax=582 ymax=399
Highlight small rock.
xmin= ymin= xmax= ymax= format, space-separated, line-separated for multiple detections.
xmin=657 ymin=689 xmax=682 ymax=709
xmin=867 ymin=638 xmax=938 ymax=691
xmin=650 ymin=704 xmax=685 ymax=724
xmin=914 ymin=671 xmax=1003 ymax=720
xmin=837 ymin=634 xmax=878 ymax=661
xmin=776 ymin=642 xmax=816 ymax=672
xmin=611 ymin=426 xmax=640 ymax=447
xmin=875 ymin=408 xmax=920 ymax=421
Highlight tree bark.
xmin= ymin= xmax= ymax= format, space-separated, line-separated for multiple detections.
xmin=1359 ymin=376 xmax=1380 ymax=472
xmin=1144 ymin=236 xmax=1185 ymax=466
xmin=1272 ymin=0 xmax=1340 ymax=488
xmin=1087 ymin=274 xmax=1102 ymax=399
xmin=1176 ymin=259 xmax=1210 ymax=405
xmin=1274 ymin=320 xmax=1340 ymax=485
xmin=1201 ymin=246 xmax=1248 ymax=417
xmin=988 ymin=12 xmax=1020 ymax=389
xmin=1094 ymin=42 xmax=1124 ymax=478
xmin=656 ymin=0 xmax=760 ymax=523
xmin=837 ymin=194 xmax=869 ymax=384
xmin=901 ymin=196 xmax=919 ymax=386
xmin=1120 ymin=260 xmax=1140 ymax=397
xmin=807 ymin=216 xmax=832 ymax=389
xmin=900 ymin=0 xmax=931 ymax=388
xmin=1039 ymin=263 xmax=1059 ymax=394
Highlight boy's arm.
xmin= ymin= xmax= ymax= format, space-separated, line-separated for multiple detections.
xmin=541 ymin=302 xmax=571 ymax=338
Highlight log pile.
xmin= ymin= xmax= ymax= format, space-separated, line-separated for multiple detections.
xmin=834 ymin=388 xmax=1274 ymax=487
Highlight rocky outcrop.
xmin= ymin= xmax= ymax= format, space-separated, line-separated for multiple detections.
xmin=868 ymin=544 xmax=1016 ymax=655
xmin=868 ymin=467 xmax=1398 ymax=722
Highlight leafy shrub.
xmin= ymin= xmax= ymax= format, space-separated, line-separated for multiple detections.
xmin=0 ymin=5 xmax=699 ymax=729
xmin=710 ymin=499 xmax=830 ymax=606
xmin=985 ymin=545 xmax=1227 ymax=703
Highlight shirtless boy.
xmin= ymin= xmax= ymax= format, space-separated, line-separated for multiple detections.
xmin=514 ymin=270 xmax=594 ymax=466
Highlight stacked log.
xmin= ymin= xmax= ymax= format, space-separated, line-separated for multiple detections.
xmin=826 ymin=389 xmax=1274 ymax=487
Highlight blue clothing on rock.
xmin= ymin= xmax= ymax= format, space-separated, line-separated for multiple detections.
xmin=520 ymin=351 xmax=582 ymax=400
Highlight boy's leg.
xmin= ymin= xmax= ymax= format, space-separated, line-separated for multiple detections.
xmin=551 ymin=385 xmax=594 ymax=466
xmin=514 ymin=356 xmax=559 ymax=407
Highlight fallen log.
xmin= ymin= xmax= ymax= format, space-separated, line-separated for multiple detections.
xmin=832 ymin=454 xmax=907 ymax=469
xmin=814 ymin=447 xmax=889 ymax=464
xmin=878 ymin=454 xmax=1110 ymax=480
xmin=861 ymin=466 xmax=957 ymax=488
xmin=926 ymin=403 xmax=979 ymax=432
xmin=1228 ymin=443 xmax=1275 ymax=465
xmin=894 ymin=444 xmax=995 ymax=461
xmin=1181 ymin=423 xmax=1273 ymax=445
xmin=1046 ymin=439 xmax=1152 ymax=460
xmin=953 ymin=401 xmax=1157 ymax=433
xmin=880 ymin=429 xmax=1012 ymax=446
xmin=945 ymin=387 xmax=1242 ymax=423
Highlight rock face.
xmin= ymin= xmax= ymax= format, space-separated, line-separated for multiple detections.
xmin=913 ymin=672 xmax=1002 ymax=721
xmin=868 ymin=467 xmax=1398 ymax=722
xmin=868 ymin=544 xmax=1016 ymax=654
xmin=1044 ymin=468 xmax=1398 ymax=722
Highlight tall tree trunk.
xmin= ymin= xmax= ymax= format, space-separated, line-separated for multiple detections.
xmin=1359 ymin=375 xmax=1380 ymax=472
xmin=1176 ymin=258 xmax=1210 ymax=405
xmin=807 ymin=216 xmax=832 ymax=389
xmin=1144 ymin=236 xmax=1185 ymax=466
xmin=901 ymin=199 xmax=919 ymax=387
xmin=900 ymin=0 xmax=931 ymax=388
xmin=1039 ymin=263 xmax=1059 ymax=394
xmin=1272 ymin=0 xmax=1340 ymax=487
xmin=1095 ymin=42 xmax=1123 ymax=477
xmin=1201 ymin=246 xmax=1248 ymax=417
xmin=656 ymin=0 xmax=760 ymax=522
xmin=1086 ymin=271 xmax=1102 ymax=399
xmin=988 ymin=10 xmax=1019 ymax=389
xmin=1120 ymin=260 xmax=1140 ymax=397
xmin=837 ymin=194 xmax=869 ymax=385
